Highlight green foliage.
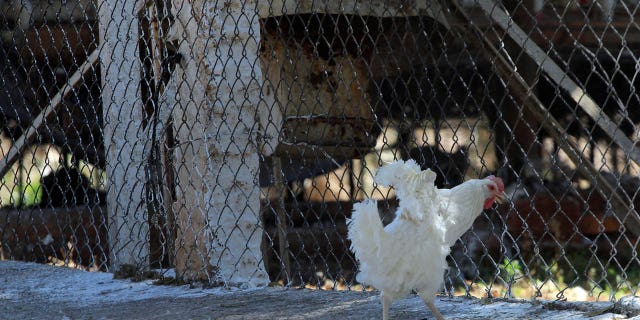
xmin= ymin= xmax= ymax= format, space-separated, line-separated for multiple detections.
xmin=20 ymin=181 xmax=43 ymax=207
xmin=499 ymin=257 xmax=524 ymax=283
xmin=1 ymin=170 xmax=43 ymax=208
xmin=472 ymin=249 xmax=640 ymax=300
xmin=11 ymin=180 xmax=43 ymax=207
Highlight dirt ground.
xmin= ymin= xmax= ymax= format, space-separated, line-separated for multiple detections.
xmin=1 ymin=261 xmax=639 ymax=319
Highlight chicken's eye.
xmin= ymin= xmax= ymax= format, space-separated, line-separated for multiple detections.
xmin=488 ymin=185 xmax=495 ymax=191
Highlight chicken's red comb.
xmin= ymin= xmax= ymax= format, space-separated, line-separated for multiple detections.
xmin=486 ymin=175 xmax=504 ymax=192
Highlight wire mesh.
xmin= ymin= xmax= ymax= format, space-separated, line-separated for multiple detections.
xmin=0 ymin=0 xmax=639 ymax=302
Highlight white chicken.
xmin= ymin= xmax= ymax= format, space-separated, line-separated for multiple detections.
xmin=348 ymin=160 xmax=505 ymax=320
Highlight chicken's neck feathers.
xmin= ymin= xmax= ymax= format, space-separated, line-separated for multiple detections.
xmin=438 ymin=180 xmax=488 ymax=244
xmin=439 ymin=180 xmax=486 ymax=215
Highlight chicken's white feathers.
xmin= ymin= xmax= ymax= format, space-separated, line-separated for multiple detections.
xmin=347 ymin=199 xmax=385 ymax=283
xmin=374 ymin=159 xmax=422 ymax=187
xmin=437 ymin=178 xmax=503 ymax=246
xmin=375 ymin=159 xmax=438 ymax=222
xmin=348 ymin=159 xmax=448 ymax=301
xmin=347 ymin=160 xmax=504 ymax=319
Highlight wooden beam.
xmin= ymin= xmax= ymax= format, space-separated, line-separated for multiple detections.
xmin=271 ymin=157 xmax=291 ymax=284
xmin=257 ymin=0 xmax=444 ymax=19
xmin=473 ymin=0 xmax=640 ymax=167
xmin=0 ymin=49 xmax=99 ymax=179
xmin=0 ymin=206 xmax=108 ymax=268
xmin=441 ymin=0 xmax=640 ymax=236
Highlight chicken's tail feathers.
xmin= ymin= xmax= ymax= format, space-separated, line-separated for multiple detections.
xmin=347 ymin=199 xmax=384 ymax=262
xmin=375 ymin=159 xmax=422 ymax=187
xmin=375 ymin=160 xmax=437 ymax=205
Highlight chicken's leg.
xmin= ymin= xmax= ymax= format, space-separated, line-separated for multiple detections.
xmin=426 ymin=301 xmax=444 ymax=320
xmin=418 ymin=293 xmax=445 ymax=320
xmin=381 ymin=292 xmax=392 ymax=320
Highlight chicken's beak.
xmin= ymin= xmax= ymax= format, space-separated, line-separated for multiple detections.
xmin=495 ymin=193 xmax=506 ymax=204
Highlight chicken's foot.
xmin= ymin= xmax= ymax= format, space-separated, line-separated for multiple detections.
xmin=381 ymin=292 xmax=392 ymax=320
xmin=418 ymin=293 xmax=445 ymax=320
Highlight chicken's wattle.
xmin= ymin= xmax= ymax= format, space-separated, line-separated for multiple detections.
xmin=483 ymin=197 xmax=496 ymax=209
xmin=483 ymin=175 xmax=504 ymax=209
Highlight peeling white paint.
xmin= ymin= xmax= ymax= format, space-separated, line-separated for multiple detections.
xmin=99 ymin=0 xmax=149 ymax=270
xmin=170 ymin=0 xmax=268 ymax=286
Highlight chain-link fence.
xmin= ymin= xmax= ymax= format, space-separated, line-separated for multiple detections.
xmin=1 ymin=0 xmax=639 ymax=301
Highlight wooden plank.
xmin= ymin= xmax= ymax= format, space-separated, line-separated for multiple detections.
xmin=442 ymin=0 xmax=640 ymax=236
xmin=19 ymin=23 xmax=97 ymax=67
xmin=0 ymin=206 xmax=108 ymax=268
xmin=0 ymin=0 xmax=97 ymax=24
xmin=0 ymin=49 xmax=99 ymax=179
xmin=473 ymin=0 xmax=640 ymax=167
xmin=257 ymin=0 xmax=444 ymax=19
xmin=271 ymin=157 xmax=291 ymax=284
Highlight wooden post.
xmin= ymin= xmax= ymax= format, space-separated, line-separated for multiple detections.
xmin=99 ymin=1 xmax=149 ymax=270
xmin=170 ymin=0 xmax=268 ymax=286
xmin=271 ymin=157 xmax=291 ymax=283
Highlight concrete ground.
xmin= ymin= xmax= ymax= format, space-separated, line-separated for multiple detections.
xmin=1 ymin=261 xmax=639 ymax=319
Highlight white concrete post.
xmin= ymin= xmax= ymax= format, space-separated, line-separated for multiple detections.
xmin=170 ymin=0 xmax=268 ymax=286
xmin=99 ymin=0 xmax=149 ymax=270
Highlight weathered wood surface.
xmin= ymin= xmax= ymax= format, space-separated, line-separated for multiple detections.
xmin=19 ymin=23 xmax=98 ymax=67
xmin=0 ymin=206 xmax=107 ymax=267
xmin=0 ymin=0 xmax=96 ymax=24
xmin=257 ymin=0 xmax=440 ymax=18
